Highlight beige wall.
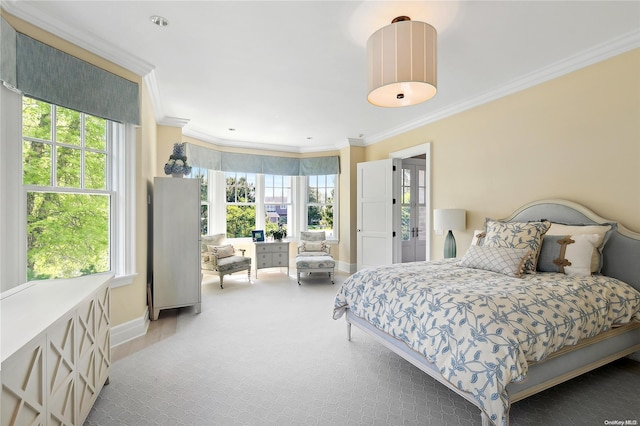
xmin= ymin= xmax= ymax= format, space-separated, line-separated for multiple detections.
xmin=338 ymin=145 xmax=365 ymax=267
xmin=6 ymin=8 xmax=638 ymax=328
xmin=110 ymin=78 xmax=157 ymax=326
xmin=362 ymin=49 xmax=640 ymax=258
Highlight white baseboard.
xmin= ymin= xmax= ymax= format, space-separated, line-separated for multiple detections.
xmin=110 ymin=306 xmax=150 ymax=348
xmin=336 ymin=260 xmax=356 ymax=274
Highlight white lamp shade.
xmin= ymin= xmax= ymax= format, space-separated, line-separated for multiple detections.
xmin=367 ymin=19 xmax=437 ymax=107
xmin=433 ymin=209 xmax=466 ymax=231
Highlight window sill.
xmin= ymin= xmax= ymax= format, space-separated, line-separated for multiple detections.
xmin=110 ymin=273 xmax=138 ymax=288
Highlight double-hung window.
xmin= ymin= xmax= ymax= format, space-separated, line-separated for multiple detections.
xmin=264 ymin=174 xmax=291 ymax=237
xmin=306 ymin=174 xmax=336 ymax=239
xmin=198 ymin=170 xmax=337 ymax=242
xmin=193 ymin=167 xmax=210 ymax=235
xmin=225 ymin=171 xmax=256 ymax=238
xmin=22 ymin=97 xmax=114 ymax=280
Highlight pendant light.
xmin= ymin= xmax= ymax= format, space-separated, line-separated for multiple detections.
xmin=367 ymin=16 xmax=437 ymax=107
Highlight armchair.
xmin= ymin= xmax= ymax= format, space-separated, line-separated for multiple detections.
xmin=202 ymin=234 xmax=251 ymax=289
xmin=296 ymin=231 xmax=335 ymax=285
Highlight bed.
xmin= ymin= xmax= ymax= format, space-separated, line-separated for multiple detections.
xmin=333 ymin=199 xmax=640 ymax=426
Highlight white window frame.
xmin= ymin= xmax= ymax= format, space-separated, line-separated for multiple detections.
xmin=224 ymin=171 xmax=258 ymax=239
xmin=192 ymin=167 xmax=210 ymax=235
xmin=0 ymin=86 xmax=136 ymax=291
xmin=303 ymin=174 xmax=339 ymax=241
xmin=262 ymin=174 xmax=293 ymax=238
xmin=203 ymin=172 xmax=338 ymax=243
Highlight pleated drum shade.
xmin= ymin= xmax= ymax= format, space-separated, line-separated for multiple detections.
xmin=367 ymin=17 xmax=437 ymax=108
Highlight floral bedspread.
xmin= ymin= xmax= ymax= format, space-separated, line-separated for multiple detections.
xmin=333 ymin=259 xmax=640 ymax=426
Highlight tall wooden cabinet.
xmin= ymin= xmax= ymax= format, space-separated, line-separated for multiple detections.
xmin=152 ymin=177 xmax=201 ymax=320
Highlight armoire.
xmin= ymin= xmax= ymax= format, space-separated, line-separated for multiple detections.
xmin=152 ymin=176 xmax=201 ymax=320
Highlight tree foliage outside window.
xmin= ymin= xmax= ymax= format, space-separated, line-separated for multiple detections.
xmin=264 ymin=174 xmax=290 ymax=237
xmin=192 ymin=167 xmax=209 ymax=235
xmin=22 ymin=97 xmax=111 ymax=280
xmin=308 ymin=175 xmax=335 ymax=237
xmin=225 ymin=172 xmax=256 ymax=238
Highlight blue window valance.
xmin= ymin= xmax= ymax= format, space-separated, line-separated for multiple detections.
xmin=0 ymin=17 xmax=140 ymax=125
xmin=0 ymin=17 xmax=17 ymax=88
xmin=186 ymin=143 xmax=340 ymax=176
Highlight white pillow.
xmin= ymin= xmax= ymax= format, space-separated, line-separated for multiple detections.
xmin=470 ymin=229 xmax=485 ymax=247
xmin=563 ymin=234 xmax=599 ymax=276
xmin=546 ymin=223 xmax=611 ymax=273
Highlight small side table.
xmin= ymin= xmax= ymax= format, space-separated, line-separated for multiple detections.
xmin=254 ymin=241 xmax=289 ymax=278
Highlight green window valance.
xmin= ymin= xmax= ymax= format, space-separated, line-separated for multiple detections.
xmin=186 ymin=143 xmax=340 ymax=176
xmin=0 ymin=18 xmax=140 ymax=125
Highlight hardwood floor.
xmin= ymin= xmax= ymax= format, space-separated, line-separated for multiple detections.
xmin=111 ymin=307 xmax=178 ymax=363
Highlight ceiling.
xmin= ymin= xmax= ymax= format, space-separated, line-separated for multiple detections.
xmin=2 ymin=1 xmax=639 ymax=153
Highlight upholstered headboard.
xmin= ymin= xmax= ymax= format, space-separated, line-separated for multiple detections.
xmin=502 ymin=199 xmax=640 ymax=291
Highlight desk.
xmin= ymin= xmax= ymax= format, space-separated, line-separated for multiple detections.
xmin=254 ymin=241 xmax=289 ymax=278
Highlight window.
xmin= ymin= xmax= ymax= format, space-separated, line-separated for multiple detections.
xmin=306 ymin=175 xmax=336 ymax=239
xmin=22 ymin=97 xmax=112 ymax=280
xmin=225 ymin=171 xmax=256 ymax=238
xmin=192 ymin=167 xmax=209 ymax=235
xmin=264 ymin=174 xmax=291 ymax=237
xmin=199 ymin=171 xmax=337 ymax=242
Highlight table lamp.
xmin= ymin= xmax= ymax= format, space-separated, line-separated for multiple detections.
xmin=433 ymin=209 xmax=466 ymax=258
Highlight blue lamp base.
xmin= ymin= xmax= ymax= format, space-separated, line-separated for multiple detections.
xmin=443 ymin=230 xmax=457 ymax=259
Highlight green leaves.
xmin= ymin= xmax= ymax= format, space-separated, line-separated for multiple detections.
xmin=23 ymin=97 xmax=111 ymax=280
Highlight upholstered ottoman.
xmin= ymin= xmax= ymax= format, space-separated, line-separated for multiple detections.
xmin=296 ymin=255 xmax=335 ymax=285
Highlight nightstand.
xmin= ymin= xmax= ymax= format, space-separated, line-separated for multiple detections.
xmin=253 ymin=241 xmax=289 ymax=278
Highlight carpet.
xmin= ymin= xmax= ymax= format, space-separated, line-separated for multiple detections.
xmin=87 ymin=270 xmax=640 ymax=425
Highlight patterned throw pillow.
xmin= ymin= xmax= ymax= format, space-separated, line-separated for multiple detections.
xmin=458 ymin=245 xmax=532 ymax=277
xmin=545 ymin=223 xmax=613 ymax=273
xmin=201 ymin=233 xmax=226 ymax=252
xmin=482 ymin=219 xmax=551 ymax=273
xmin=208 ymin=244 xmax=235 ymax=259
xmin=301 ymin=241 xmax=327 ymax=252
xmin=537 ymin=234 xmax=601 ymax=276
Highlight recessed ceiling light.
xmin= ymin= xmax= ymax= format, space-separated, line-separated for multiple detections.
xmin=307 ymin=137 xmax=313 ymax=140
xmin=228 ymin=128 xmax=236 ymax=131
xmin=150 ymin=16 xmax=169 ymax=27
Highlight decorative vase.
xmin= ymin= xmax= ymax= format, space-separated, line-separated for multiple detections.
xmin=443 ymin=230 xmax=457 ymax=258
xmin=171 ymin=173 xmax=183 ymax=178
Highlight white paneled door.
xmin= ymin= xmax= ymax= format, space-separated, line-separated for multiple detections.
xmin=356 ymin=159 xmax=401 ymax=271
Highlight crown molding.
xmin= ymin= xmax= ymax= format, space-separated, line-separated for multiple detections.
xmin=1 ymin=1 xmax=154 ymax=76
xmin=158 ymin=116 xmax=190 ymax=128
xmin=333 ymin=138 xmax=364 ymax=150
xmin=183 ymin=128 xmax=301 ymax=153
xmin=364 ymin=28 xmax=640 ymax=146
xmin=142 ymin=71 xmax=163 ymax=124
xmin=143 ymin=71 xmax=189 ymax=128
xmin=183 ymin=128 xmax=339 ymax=154
xmin=5 ymin=0 xmax=638 ymax=153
